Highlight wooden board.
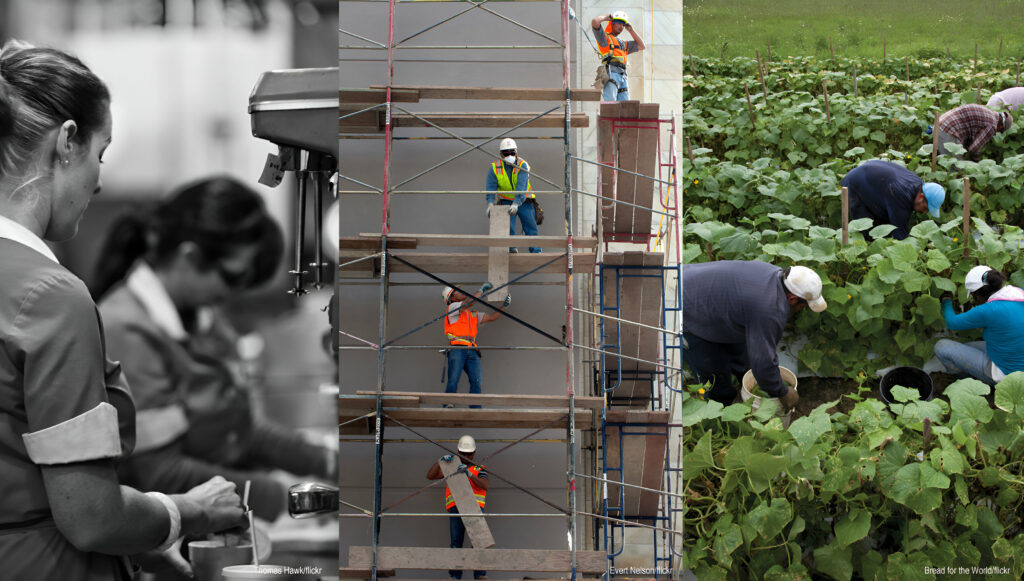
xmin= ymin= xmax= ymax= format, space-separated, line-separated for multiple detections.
xmin=339 ymin=395 xmax=421 ymax=409
xmin=439 ymin=456 xmax=496 ymax=549
xmin=630 ymin=103 xmax=661 ymax=234
xmin=357 ymin=232 xmax=597 ymax=249
xmin=369 ymin=85 xmax=602 ymax=101
xmin=604 ymin=423 xmax=668 ymax=520
xmin=352 ymin=391 xmax=604 ymax=410
xmin=612 ymin=101 xmax=641 ymax=233
xmin=337 ymin=567 xmax=396 ymax=579
xmin=338 ymin=111 xmax=589 ymax=132
xmin=339 ymin=88 xmax=420 ymax=103
xmin=348 ymin=547 xmax=608 ymax=573
xmin=597 ymin=103 xmax=617 ymax=229
xmin=339 ymin=236 xmax=417 ymax=250
xmin=488 ymin=211 xmax=510 ymax=303
xmin=337 ymin=251 xmax=595 ymax=275
xmin=601 ymin=252 xmax=665 ymax=403
xmin=338 ymin=408 xmax=595 ymax=430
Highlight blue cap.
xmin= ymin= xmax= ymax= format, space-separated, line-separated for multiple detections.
xmin=922 ymin=182 xmax=945 ymax=218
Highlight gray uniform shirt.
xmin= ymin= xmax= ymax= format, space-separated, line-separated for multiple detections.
xmin=682 ymin=260 xmax=792 ymax=396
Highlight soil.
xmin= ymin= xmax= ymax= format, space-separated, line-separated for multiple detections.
xmin=790 ymin=372 xmax=963 ymax=420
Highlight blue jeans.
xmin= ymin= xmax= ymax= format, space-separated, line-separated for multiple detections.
xmin=935 ymin=339 xmax=999 ymax=385
xmin=602 ymin=69 xmax=629 ymax=101
xmin=681 ymin=331 xmax=749 ymax=405
xmin=446 ymin=348 xmax=483 ymax=408
xmin=497 ymin=199 xmax=540 ymax=253
xmin=448 ymin=506 xmax=486 ymax=579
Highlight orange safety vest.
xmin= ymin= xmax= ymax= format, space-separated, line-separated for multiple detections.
xmin=598 ymin=23 xmax=628 ymax=68
xmin=445 ymin=464 xmax=487 ymax=510
xmin=444 ymin=306 xmax=478 ymax=347
xmin=491 ymin=159 xmax=534 ymax=200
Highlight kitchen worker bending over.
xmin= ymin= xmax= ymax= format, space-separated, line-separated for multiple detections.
xmin=0 ymin=40 xmax=245 ymax=581
xmin=682 ymin=261 xmax=829 ymax=409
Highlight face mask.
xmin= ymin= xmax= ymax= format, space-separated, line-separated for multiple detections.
xmin=503 ymin=155 xmax=517 ymax=164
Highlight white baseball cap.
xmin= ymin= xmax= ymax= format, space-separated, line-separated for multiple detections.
xmin=965 ymin=265 xmax=992 ymax=293
xmin=458 ymin=435 xmax=476 ymax=453
xmin=783 ymin=266 xmax=827 ymax=312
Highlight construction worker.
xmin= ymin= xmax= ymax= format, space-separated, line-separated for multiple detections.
xmin=485 ymin=138 xmax=540 ymax=253
xmin=840 ymin=160 xmax=945 ymax=240
xmin=426 ymin=435 xmax=489 ymax=580
xmin=683 ymin=262 xmax=828 ymax=409
xmin=442 ymin=284 xmax=510 ymax=407
xmin=591 ymin=11 xmax=645 ymax=101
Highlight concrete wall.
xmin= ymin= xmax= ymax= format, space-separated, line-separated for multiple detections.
xmin=338 ymin=0 xmax=682 ymax=576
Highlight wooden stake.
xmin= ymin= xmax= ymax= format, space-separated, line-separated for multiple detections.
xmin=931 ymin=110 xmax=941 ymax=172
xmin=946 ymin=46 xmax=950 ymax=59
xmin=977 ymin=82 xmax=982 ymax=104
xmin=974 ymin=44 xmax=978 ymax=73
xmin=1017 ymin=57 xmax=1020 ymax=85
xmin=841 ymin=186 xmax=849 ymax=245
xmin=883 ymin=35 xmax=886 ymax=62
xmin=823 ymin=80 xmax=831 ymax=123
xmin=689 ymin=54 xmax=697 ymax=77
xmin=744 ymin=82 xmax=756 ymax=128
xmin=853 ymin=63 xmax=858 ymax=96
xmin=721 ymin=45 xmax=725 ymax=59
xmin=1000 ymin=37 xmax=1004 ymax=60
xmin=685 ymin=136 xmax=694 ymax=163
xmin=904 ymin=91 xmax=909 ymax=106
xmin=963 ymin=178 xmax=971 ymax=258
xmin=830 ymin=36 xmax=834 ymax=60
xmin=756 ymin=50 xmax=768 ymax=103
xmin=767 ymin=42 xmax=772 ymax=62
xmin=905 ymin=56 xmax=910 ymax=82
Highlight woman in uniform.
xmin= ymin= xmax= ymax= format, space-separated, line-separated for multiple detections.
xmin=92 ymin=176 xmax=337 ymax=521
xmin=0 ymin=41 xmax=247 ymax=579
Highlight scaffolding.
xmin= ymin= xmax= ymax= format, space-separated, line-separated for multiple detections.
xmin=338 ymin=0 xmax=681 ymax=578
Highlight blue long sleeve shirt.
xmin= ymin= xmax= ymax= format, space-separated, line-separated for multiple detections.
xmin=840 ymin=160 xmax=922 ymax=240
xmin=485 ymin=160 xmax=530 ymax=205
xmin=942 ymin=298 xmax=1024 ymax=374
xmin=682 ymin=260 xmax=793 ymax=397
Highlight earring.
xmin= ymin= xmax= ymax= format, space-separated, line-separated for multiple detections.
xmin=61 ymin=158 xmax=69 ymax=167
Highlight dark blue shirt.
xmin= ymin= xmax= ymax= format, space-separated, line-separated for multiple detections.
xmin=840 ymin=160 xmax=922 ymax=240
xmin=682 ymin=260 xmax=792 ymax=396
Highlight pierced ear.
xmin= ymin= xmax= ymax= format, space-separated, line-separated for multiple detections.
xmin=55 ymin=120 xmax=79 ymax=166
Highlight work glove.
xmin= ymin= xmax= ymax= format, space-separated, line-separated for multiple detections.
xmin=480 ymin=281 xmax=494 ymax=293
xmin=440 ymin=454 xmax=454 ymax=463
xmin=779 ymin=384 xmax=799 ymax=411
xmin=456 ymin=464 xmax=469 ymax=475
xmin=486 ymin=203 xmax=494 ymax=218
xmin=502 ymin=294 xmax=511 ymax=308
xmin=508 ymin=203 xmax=520 ymax=217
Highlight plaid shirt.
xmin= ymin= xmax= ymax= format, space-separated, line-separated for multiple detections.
xmin=938 ymin=104 xmax=1001 ymax=155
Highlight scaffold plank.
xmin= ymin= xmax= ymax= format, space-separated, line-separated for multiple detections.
xmin=339 ymin=88 xmax=420 ymax=103
xmin=339 ymin=407 xmax=595 ymax=430
xmin=337 ymin=567 xmax=396 ymax=579
xmin=337 ymin=251 xmax=596 ymax=275
xmin=597 ymin=103 xmax=617 ymax=228
xmin=602 ymin=252 xmax=665 ymax=404
xmin=351 ymin=390 xmax=605 ymax=409
xmin=356 ymin=232 xmax=598 ymax=249
xmin=369 ymin=85 xmax=602 ymax=101
xmin=488 ymin=211 xmax=510 ymax=301
xmin=439 ymin=456 xmax=496 ymax=548
xmin=340 ymin=395 xmax=422 ymax=409
xmin=612 ymin=101 xmax=640 ymax=233
xmin=339 ymin=111 xmax=590 ymax=131
xmin=604 ymin=411 xmax=670 ymax=520
xmin=347 ymin=547 xmax=608 ymax=572
xmin=630 ymin=103 xmax=661 ymax=234
xmin=339 ymin=236 xmax=417 ymax=250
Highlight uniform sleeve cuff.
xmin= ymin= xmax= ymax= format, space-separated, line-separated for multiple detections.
xmin=22 ymin=402 xmax=121 ymax=465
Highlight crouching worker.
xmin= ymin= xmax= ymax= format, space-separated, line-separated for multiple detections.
xmin=442 ymin=284 xmax=510 ymax=407
xmin=682 ymin=261 xmax=828 ymax=409
xmin=935 ymin=265 xmax=1024 ymax=384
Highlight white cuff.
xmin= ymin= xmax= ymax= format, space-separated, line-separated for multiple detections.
xmin=22 ymin=402 xmax=121 ymax=465
xmin=146 ymin=492 xmax=181 ymax=552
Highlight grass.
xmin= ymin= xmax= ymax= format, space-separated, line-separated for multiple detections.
xmin=684 ymin=0 xmax=1024 ymax=60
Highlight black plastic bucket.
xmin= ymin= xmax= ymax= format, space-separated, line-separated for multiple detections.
xmin=879 ymin=366 xmax=934 ymax=404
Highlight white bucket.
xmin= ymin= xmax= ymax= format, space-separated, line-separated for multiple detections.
xmin=740 ymin=366 xmax=798 ymax=428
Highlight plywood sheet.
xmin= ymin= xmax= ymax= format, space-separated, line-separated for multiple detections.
xmin=348 ymin=547 xmax=607 ymax=573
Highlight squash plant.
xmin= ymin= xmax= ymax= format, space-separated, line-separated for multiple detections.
xmin=683 ymin=374 xmax=1024 ymax=580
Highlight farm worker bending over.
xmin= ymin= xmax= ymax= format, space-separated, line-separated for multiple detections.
xmin=934 ymin=265 xmax=1024 ymax=385
xmin=840 ymin=160 xmax=945 ymax=240
xmin=591 ymin=11 xmax=645 ymax=101
xmin=485 ymin=138 xmax=540 ymax=253
xmin=987 ymin=87 xmax=1024 ymax=111
xmin=442 ymin=284 xmax=510 ymax=406
xmin=682 ymin=261 xmax=827 ymax=409
xmin=427 ymin=435 xmax=489 ymax=580
xmin=936 ymin=104 xmax=1012 ymax=161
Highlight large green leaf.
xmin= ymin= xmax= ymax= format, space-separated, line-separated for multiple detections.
xmin=788 ymin=408 xmax=832 ymax=448
xmin=712 ymin=517 xmax=743 ymax=567
xmin=746 ymin=498 xmax=792 ymax=541
xmin=745 ymin=453 xmax=788 ymax=493
xmin=946 ymin=379 xmax=993 ymax=426
xmin=813 ymin=544 xmax=853 ymax=581
xmin=886 ymin=463 xmax=948 ymax=514
xmin=995 ymin=372 xmax=1024 ymax=417
xmin=683 ymin=431 xmax=715 ymax=478
xmin=682 ymin=398 xmax=725 ymax=427
xmin=834 ymin=509 xmax=871 ymax=546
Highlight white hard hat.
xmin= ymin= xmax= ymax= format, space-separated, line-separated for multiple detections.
xmin=499 ymin=138 xmax=517 ymax=152
xmin=611 ymin=11 xmax=629 ymax=25
xmin=442 ymin=286 xmax=455 ymax=302
xmin=458 ymin=435 xmax=476 ymax=453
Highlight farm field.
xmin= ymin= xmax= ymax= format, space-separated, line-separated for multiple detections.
xmin=683 ymin=0 xmax=1024 ymax=60
xmin=682 ymin=53 xmax=1024 ymax=579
